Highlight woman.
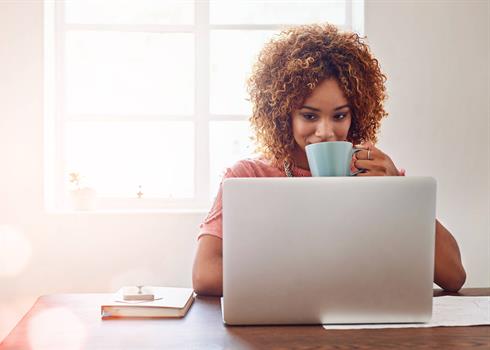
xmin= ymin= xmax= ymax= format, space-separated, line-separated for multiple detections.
xmin=192 ymin=24 xmax=466 ymax=296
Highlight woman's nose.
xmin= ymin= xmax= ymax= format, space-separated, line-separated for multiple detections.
xmin=315 ymin=119 xmax=337 ymax=141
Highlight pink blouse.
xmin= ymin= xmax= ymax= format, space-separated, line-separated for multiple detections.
xmin=198 ymin=158 xmax=310 ymax=240
xmin=198 ymin=157 xmax=405 ymax=240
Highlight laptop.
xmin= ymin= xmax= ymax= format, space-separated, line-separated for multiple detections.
xmin=222 ymin=177 xmax=436 ymax=325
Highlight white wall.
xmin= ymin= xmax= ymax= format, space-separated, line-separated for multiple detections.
xmin=365 ymin=0 xmax=490 ymax=287
xmin=0 ymin=0 xmax=488 ymax=342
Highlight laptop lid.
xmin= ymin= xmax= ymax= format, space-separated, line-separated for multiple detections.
xmin=222 ymin=177 xmax=436 ymax=325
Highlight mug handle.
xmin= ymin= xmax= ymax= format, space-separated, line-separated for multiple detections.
xmin=350 ymin=148 xmax=365 ymax=176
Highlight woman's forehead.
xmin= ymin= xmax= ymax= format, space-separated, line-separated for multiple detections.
xmin=301 ymin=79 xmax=348 ymax=108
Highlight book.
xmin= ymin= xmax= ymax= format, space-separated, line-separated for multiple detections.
xmin=101 ymin=286 xmax=195 ymax=319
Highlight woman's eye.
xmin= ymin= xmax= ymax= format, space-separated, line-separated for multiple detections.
xmin=334 ymin=113 xmax=348 ymax=120
xmin=302 ymin=114 xmax=317 ymax=121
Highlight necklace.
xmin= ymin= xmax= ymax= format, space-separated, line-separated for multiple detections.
xmin=284 ymin=160 xmax=293 ymax=178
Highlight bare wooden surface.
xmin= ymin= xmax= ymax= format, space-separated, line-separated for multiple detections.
xmin=1 ymin=288 xmax=489 ymax=349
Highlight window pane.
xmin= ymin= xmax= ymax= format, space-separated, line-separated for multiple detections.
xmin=65 ymin=0 xmax=194 ymax=25
xmin=209 ymin=121 xmax=256 ymax=199
xmin=210 ymin=0 xmax=345 ymax=25
xmin=210 ymin=30 xmax=276 ymax=115
xmin=65 ymin=31 xmax=194 ymax=115
xmin=65 ymin=121 xmax=194 ymax=198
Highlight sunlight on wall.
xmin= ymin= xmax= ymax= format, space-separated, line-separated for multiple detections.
xmin=28 ymin=307 xmax=86 ymax=350
xmin=0 ymin=225 xmax=32 ymax=277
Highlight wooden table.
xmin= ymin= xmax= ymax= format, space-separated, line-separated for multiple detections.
xmin=1 ymin=289 xmax=489 ymax=349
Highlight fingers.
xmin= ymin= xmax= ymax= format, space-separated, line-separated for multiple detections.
xmin=354 ymin=141 xmax=376 ymax=161
xmin=354 ymin=159 xmax=385 ymax=174
xmin=353 ymin=142 xmax=382 ymax=174
xmin=354 ymin=159 xmax=371 ymax=170
xmin=352 ymin=142 xmax=400 ymax=177
xmin=356 ymin=171 xmax=376 ymax=177
xmin=356 ymin=141 xmax=374 ymax=151
xmin=354 ymin=155 xmax=400 ymax=177
xmin=355 ymin=149 xmax=373 ymax=161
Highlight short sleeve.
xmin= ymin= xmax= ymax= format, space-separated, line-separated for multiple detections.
xmin=197 ymin=168 xmax=233 ymax=240
xmin=197 ymin=158 xmax=273 ymax=240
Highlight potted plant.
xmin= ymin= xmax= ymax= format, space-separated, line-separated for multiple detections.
xmin=69 ymin=172 xmax=96 ymax=211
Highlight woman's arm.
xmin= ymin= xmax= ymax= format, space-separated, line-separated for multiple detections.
xmin=192 ymin=235 xmax=223 ymax=296
xmin=353 ymin=143 xmax=467 ymax=291
xmin=434 ymin=220 xmax=466 ymax=292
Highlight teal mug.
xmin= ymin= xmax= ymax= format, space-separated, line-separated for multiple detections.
xmin=305 ymin=141 xmax=362 ymax=177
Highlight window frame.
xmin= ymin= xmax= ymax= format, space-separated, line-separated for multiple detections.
xmin=44 ymin=0 xmax=364 ymax=212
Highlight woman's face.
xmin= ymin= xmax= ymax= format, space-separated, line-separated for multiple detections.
xmin=291 ymin=78 xmax=352 ymax=169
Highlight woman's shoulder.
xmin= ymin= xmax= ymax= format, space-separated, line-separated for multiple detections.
xmin=226 ymin=157 xmax=284 ymax=178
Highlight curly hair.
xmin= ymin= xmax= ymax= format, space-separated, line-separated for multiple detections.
xmin=247 ymin=23 xmax=388 ymax=168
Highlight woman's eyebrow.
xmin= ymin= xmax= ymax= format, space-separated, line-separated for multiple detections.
xmin=301 ymin=104 xmax=350 ymax=112
xmin=301 ymin=105 xmax=321 ymax=112
xmin=333 ymin=104 xmax=350 ymax=111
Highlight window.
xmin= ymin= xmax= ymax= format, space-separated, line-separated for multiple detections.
xmin=44 ymin=0 xmax=364 ymax=211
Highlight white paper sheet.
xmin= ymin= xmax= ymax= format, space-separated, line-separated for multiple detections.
xmin=323 ymin=296 xmax=490 ymax=330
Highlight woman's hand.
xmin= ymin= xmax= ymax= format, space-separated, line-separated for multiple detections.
xmin=352 ymin=141 xmax=400 ymax=176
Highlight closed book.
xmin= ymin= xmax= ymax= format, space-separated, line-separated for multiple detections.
xmin=101 ymin=286 xmax=195 ymax=319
